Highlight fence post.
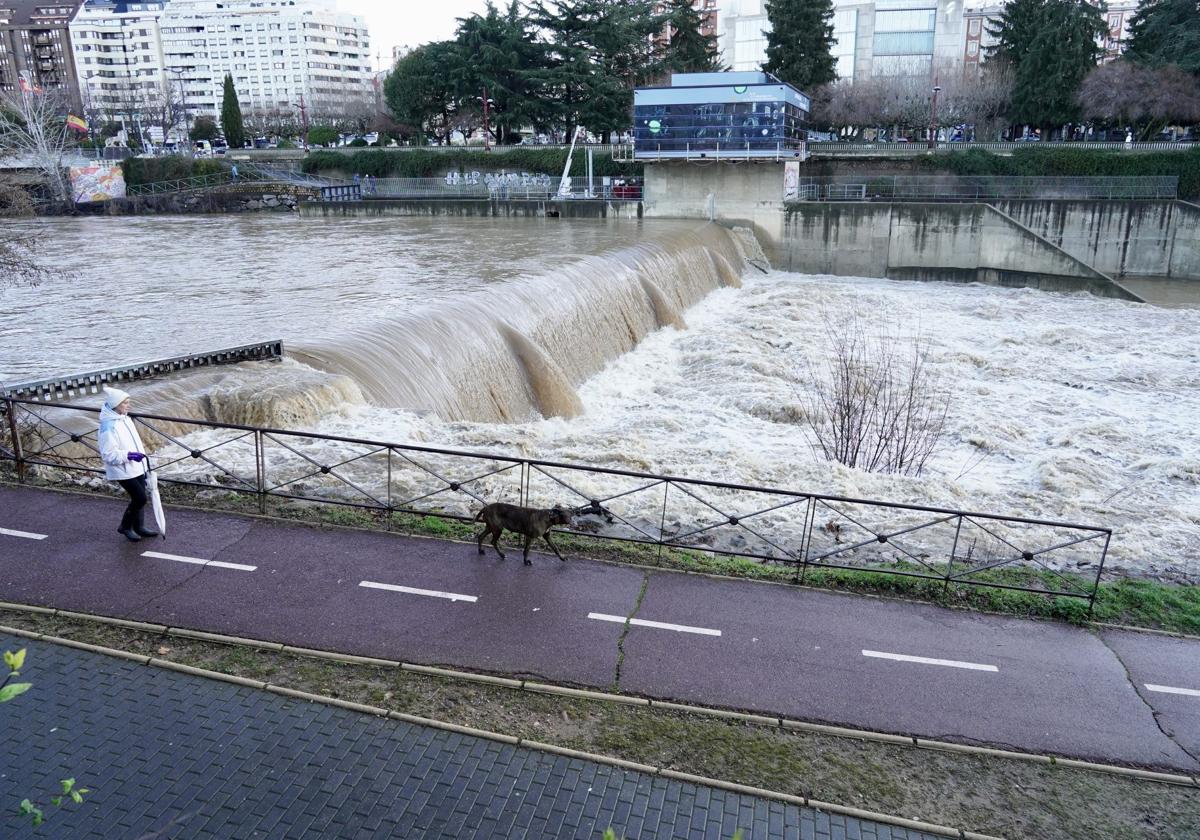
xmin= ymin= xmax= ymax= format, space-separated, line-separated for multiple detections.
xmin=254 ymin=430 xmax=266 ymax=514
xmin=4 ymin=398 xmax=25 ymax=482
xmin=945 ymin=515 xmax=963 ymax=600
xmin=658 ymin=481 xmax=670 ymax=560
xmin=797 ymin=496 xmax=816 ymax=584
xmin=1089 ymin=531 xmax=1111 ymax=619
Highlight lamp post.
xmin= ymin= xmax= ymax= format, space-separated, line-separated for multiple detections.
xmin=928 ymin=79 xmax=942 ymax=150
xmin=479 ymin=86 xmax=494 ymax=151
xmin=167 ymin=66 xmax=190 ymax=146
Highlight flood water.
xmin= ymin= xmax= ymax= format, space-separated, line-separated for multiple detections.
xmin=3 ymin=214 xmax=1198 ymax=582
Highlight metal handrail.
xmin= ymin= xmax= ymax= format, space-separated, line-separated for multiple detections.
xmin=808 ymin=140 xmax=1198 ymax=156
xmin=788 ymin=175 xmax=1178 ymax=202
xmin=0 ymin=397 xmax=1113 ymax=611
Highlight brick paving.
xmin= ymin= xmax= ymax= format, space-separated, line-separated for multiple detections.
xmin=0 ymin=635 xmax=943 ymax=840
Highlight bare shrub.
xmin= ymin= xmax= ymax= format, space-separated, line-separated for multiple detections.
xmin=799 ymin=310 xmax=949 ymax=477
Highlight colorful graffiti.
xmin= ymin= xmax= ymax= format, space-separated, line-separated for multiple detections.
xmin=69 ymin=164 xmax=127 ymax=203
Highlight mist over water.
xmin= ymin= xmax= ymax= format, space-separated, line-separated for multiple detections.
xmin=4 ymin=215 xmax=1198 ymax=580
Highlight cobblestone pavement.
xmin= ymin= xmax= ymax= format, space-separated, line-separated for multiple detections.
xmin=0 ymin=635 xmax=942 ymax=840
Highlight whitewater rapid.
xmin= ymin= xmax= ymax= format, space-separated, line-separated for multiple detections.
xmin=302 ymin=272 xmax=1200 ymax=582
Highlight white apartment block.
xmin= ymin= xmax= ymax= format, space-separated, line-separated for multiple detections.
xmin=70 ymin=0 xmax=169 ymax=118
xmin=159 ymin=0 xmax=371 ymax=120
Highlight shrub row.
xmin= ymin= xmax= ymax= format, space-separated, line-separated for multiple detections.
xmin=120 ymin=156 xmax=228 ymax=187
xmin=918 ymin=147 xmax=1200 ymax=200
xmin=300 ymin=148 xmax=643 ymax=179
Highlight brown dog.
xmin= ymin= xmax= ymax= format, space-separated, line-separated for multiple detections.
xmin=474 ymin=502 xmax=573 ymax=565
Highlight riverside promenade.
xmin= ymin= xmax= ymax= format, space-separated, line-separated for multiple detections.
xmin=1 ymin=483 xmax=1198 ymax=837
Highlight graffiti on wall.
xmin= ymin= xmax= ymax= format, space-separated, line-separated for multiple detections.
xmin=444 ymin=170 xmax=553 ymax=192
xmin=69 ymin=164 xmax=127 ymax=203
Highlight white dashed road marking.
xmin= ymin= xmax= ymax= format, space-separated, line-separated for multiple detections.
xmin=0 ymin=527 xmax=48 ymax=541
xmin=588 ymin=613 xmax=722 ymax=637
xmin=1145 ymin=683 xmax=1200 ymax=698
xmin=359 ymin=581 xmax=478 ymax=603
xmin=862 ymin=649 xmax=998 ymax=672
xmin=142 ymin=551 xmax=257 ymax=572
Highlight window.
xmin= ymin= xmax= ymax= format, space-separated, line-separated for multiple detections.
xmin=968 ymin=18 xmax=981 ymax=36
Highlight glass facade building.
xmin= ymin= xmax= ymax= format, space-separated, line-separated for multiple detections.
xmin=632 ymin=71 xmax=810 ymax=160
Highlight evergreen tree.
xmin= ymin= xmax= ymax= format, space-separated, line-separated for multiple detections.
xmin=988 ymin=0 xmax=1104 ymax=132
xmin=528 ymin=0 xmax=664 ymax=142
xmin=452 ymin=1 xmax=548 ymax=144
xmin=220 ymin=73 xmax=246 ymax=149
xmin=384 ymin=42 xmax=466 ymax=143
xmin=1125 ymin=0 xmax=1200 ymax=76
xmin=661 ymin=0 xmax=723 ymax=73
xmin=763 ymin=0 xmax=837 ymax=91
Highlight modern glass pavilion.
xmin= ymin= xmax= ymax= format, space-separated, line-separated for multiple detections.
xmin=631 ymin=72 xmax=810 ymax=160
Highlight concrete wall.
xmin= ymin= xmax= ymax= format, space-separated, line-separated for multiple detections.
xmin=644 ymin=163 xmax=788 ymax=261
xmin=299 ymin=198 xmax=642 ymax=220
xmin=1170 ymin=202 xmax=1200 ymax=279
xmin=991 ymin=200 xmax=1200 ymax=280
xmin=780 ymin=203 xmax=1140 ymax=299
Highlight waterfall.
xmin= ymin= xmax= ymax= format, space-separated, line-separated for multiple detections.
xmin=287 ymin=222 xmax=748 ymax=423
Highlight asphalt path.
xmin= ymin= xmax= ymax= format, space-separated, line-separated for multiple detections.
xmin=2 ymin=484 xmax=1198 ymax=774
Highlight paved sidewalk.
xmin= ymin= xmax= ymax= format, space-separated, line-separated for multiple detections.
xmin=0 ymin=635 xmax=941 ymax=840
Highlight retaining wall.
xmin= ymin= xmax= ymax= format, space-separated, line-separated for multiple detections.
xmin=780 ymin=203 xmax=1141 ymax=300
xmin=297 ymin=198 xmax=642 ymax=219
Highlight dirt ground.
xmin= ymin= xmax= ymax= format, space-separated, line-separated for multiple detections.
xmin=2 ymin=609 xmax=1197 ymax=840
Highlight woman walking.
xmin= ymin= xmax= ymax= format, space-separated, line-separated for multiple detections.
xmin=99 ymin=386 xmax=158 ymax=542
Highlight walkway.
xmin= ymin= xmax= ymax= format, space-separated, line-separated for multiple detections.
xmin=1 ymin=484 xmax=1198 ymax=774
xmin=0 ymin=634 xmax=940 ymax=839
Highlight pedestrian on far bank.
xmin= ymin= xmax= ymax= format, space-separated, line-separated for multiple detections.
xmin=231 ymin=163 xmax=239 ymax=182
xmin=98 ymin=386 xmax=157 ymax=542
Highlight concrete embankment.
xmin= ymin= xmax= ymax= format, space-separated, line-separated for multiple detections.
xmin=991 ymin=200 xmax=1200 ymax=281
xmin=80 ymin=184 xmax=317 ymax=214
xmin=298 ymin=198 xmax=642 ymax=219
xmin=780 ymin=202 xmax=1142 ymax=300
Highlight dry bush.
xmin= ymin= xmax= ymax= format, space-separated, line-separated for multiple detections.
xmin=799 ymin=310 xmax=949 ymax=477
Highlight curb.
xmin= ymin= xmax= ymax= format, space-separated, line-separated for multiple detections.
xmin=2 ymin=601 xmax=1197 ymax=792
xmin=0 ymin=620 xmax=1004 ymax=840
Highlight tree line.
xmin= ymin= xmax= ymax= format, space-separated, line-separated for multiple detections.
xmin=383 ymin=0 xmax=720 ymax=145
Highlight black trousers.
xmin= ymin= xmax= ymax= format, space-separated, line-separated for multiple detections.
xmin=117 ymin=475 xmax=148 ymax=532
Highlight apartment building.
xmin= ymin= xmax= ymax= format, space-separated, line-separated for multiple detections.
xmin=69 ymin=0 xmax=168 ymax=120
xmin=0 ymin=0 xmax=85 ymax=107
xmin=159 ymin=0 xmax=371 ymax=120
xmin=721 ymin=0 xmax=1138 ymax=81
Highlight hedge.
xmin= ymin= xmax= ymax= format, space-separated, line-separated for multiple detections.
xmin=918 ymin=147 xmax=1200 ymax=200
xmin=300 ymin=148 xmax=643 ymax=179
xmin=120 ymin=156 xmax=228 ymax=187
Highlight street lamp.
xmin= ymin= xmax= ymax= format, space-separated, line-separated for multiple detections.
xmin=928 ymin=79 xmax=942 ymax=150
xmin=291 ymin=93 xmax=309 ymax=149
xmin=166 ymin=66 xmax=191 ymax=144
xmin=477 ymin=86 xmax=495 ymax=151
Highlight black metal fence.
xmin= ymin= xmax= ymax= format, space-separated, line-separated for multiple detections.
xmin=0 ymin=398 xmax=1112 ymax=612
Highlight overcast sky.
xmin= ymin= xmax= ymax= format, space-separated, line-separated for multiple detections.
xmin=338 ymin=1 xmax=740 ymax=71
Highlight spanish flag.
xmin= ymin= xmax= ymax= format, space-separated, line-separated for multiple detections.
xmin=66 ymin=114 xmax=88 ymax=133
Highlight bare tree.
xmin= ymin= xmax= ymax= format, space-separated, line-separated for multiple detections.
xmin=1078 ymin=61 xmax=1200 ymax=137
xmin=0 ymin=81 xmax=76 ymax=205
xmin=0 ymin=184 xmax=57 ymax=290
xmin=799 ymin=310 xmax=949 ymax=477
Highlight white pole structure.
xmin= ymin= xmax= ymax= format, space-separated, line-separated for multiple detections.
xmin=586 ymin=146 xmax=594 ymax=198
xmin=557 ymin=124 xmax=582 ymax=198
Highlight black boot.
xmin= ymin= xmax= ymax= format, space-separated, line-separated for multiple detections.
xmin=118 ymin=526 xmax=142 ymax=542
xmin=133 ymin=511 xmax=159 ymax=539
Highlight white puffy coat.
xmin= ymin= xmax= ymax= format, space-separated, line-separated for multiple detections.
xmin=98 ymin=402 xmax=148 ymax=481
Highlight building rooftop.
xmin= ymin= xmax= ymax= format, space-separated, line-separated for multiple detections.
xmin=0 ymin=1 xmax=85 ymax=27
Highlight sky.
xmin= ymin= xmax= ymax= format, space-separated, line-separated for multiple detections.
xmin=338 ymin=1 xmax=740 ymax=72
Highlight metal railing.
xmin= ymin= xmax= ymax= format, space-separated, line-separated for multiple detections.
xmin=0 ymin=398 xmax=1112 ymax=613
xmin=790 ymin=175 xmax=1179 ymax=202
xmin=809 ymin=140 xmax=1199 ymax=157
xmin=125 ymin=163 xmax=340 ymax=197
xmin=613 ymin=142 xmax=807 ymax=162
xmin=336 ymin=176 xmax=643 ymax=201
xmin=0 ymin=341 xmax=284 ymax=402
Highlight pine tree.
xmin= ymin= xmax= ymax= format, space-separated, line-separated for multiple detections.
xmin=660 ymin=0 xmax=722 ymax=73
xmin=988 ymin=0 xmax=1104 ymax=132
xmin=1125 ymin=0 xmax=1200 ymax=76
xmin=763 ymin=0 xmax=837 ymax=92
xmin=220 ymin=73 xmax=246 ymax=149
